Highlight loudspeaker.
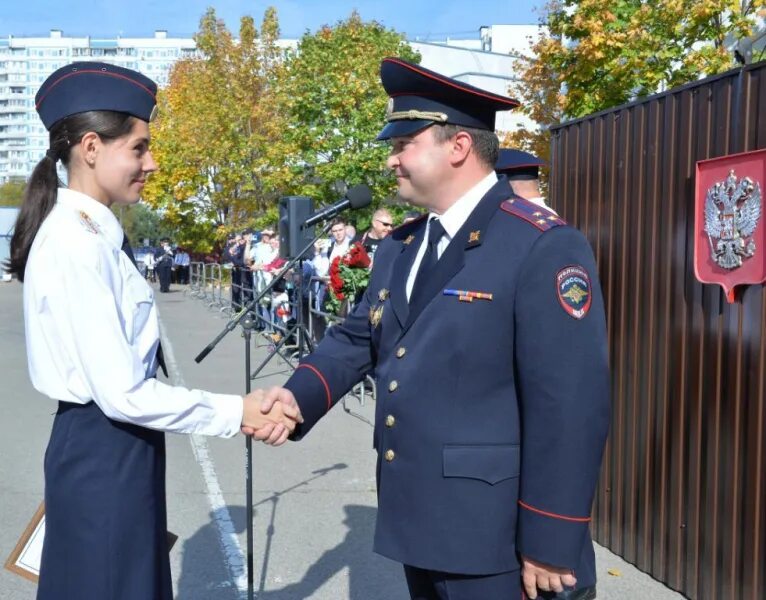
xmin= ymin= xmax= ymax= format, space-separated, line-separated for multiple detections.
xmin=278 ymin=196 xmax=315 ymax=259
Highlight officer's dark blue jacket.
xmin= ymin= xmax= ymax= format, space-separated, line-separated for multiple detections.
xmin=284 ymin=179 xmax=610 ymax=583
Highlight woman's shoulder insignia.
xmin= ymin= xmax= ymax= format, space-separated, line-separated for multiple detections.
xmin=78 ymin=210 xmax=100 ymax=234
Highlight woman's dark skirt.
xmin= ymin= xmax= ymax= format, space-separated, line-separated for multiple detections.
xmin=37 ymin=401 xmax=172 ymax=600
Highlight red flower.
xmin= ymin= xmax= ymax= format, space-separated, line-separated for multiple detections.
xmin=329 ymin=256 xmax=345 ymax=298
xmin=344 ymin=242 xmax=371 ymax=268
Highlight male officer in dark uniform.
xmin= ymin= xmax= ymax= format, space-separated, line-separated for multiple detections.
xmin=154 ymin=238 xmax=174 ymax=293
xmin=253 ymin=58 xmax=610 ymax=600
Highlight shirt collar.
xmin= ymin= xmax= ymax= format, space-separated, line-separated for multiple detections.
xmin=433 ymin=171 xmax=498 ymax=240
xmin=57 ymin=188 xmax=124 ymax=249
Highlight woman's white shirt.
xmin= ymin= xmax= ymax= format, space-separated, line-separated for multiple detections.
xmin=23 ymin=188 xmax=243 ymax=437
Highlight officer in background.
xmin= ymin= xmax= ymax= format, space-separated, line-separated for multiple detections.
xmin=253 ymin=58 xmax=610 ymax=600
xmin=154 ymin=238 xmax=174 ymax=293
xmin=496 ymin=148 xmax=557 ymax=213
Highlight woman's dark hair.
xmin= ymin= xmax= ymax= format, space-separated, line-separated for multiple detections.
xmin=5 ymin=111 xmax=136 ymax=281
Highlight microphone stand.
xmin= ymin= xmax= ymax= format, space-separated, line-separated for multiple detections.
xmin=194 ymin=220 xmax=332 ymax=600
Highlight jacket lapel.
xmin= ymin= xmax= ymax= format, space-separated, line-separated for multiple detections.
xmin=402 ymin=180 xmax=510 ymax=333
xmin=389 ymin=220 xmax=427 ymax=328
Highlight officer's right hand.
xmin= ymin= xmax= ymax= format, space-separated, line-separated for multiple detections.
xmin=244 ymin=386 xmax=302 ymax=446
xmin=241 ymin=389 xmax=302 ymax=445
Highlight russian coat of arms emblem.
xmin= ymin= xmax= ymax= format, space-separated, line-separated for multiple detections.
xmin=695 ymin=150 xmax=766 ymax=303
xmin=703 ymin=170 xmax=761 ymax=270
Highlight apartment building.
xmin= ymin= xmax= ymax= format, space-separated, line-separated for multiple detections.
xmin=0 ymin=30 xmax=198 ymax=183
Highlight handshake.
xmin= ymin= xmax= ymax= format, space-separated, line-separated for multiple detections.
xmin=241 ymin=387 xmax=302 ymax=446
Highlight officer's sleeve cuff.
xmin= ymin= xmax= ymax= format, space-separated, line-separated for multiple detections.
xmin=284 ymin=363 xmax=333 ymax=439
xmin=516 ymin=500 xmax=591 ymax=569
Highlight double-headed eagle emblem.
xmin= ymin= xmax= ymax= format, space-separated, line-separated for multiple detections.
xmin=704 ymin=169 xmax=762 ymax=269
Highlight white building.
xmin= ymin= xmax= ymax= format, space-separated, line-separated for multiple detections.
xmin=0 ymin=30 xmax=199 ymax=183
xmin=0 ymin=25 xmax=538 ymax=184
xmin=412 ymin=24 xmax=543 ymax=134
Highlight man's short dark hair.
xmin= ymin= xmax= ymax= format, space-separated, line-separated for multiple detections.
xmin=431 ymin=123 xmax=499 ymax=169
xmin=331 ymin=218 xmax=346 ymax=228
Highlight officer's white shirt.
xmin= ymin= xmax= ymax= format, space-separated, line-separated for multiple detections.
xmin=23 ymin=188 xmax=243 ymax=437
xmin=406 ymin=171 xmax=497 ymax=300
xmin=526 ymin=195 xmax=558 ymax=214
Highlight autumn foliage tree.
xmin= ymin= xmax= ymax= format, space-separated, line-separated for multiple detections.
xmin=266 ymin=12 xmax=420 ymax=231
xmin=508 ymin=0 xmax=766 ymax=165
xmin=142 ymin=8 xmax=284 ymax=252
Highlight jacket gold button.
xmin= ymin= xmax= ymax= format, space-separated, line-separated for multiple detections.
xmin=384 ymin=449 xmax=395 ymax=462
xmin=385 ymin=415 xmax=396 ymax=427
xmin=396 ymin=347 xmax=406 ymax=358
xmin=388 ymin=380 xmax=399 ymax=392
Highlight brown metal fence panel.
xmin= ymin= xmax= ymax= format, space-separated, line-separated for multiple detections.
xmin=550 ymin=62 xmax=766 ymax=600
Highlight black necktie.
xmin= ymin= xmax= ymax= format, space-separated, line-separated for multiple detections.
xmin=122 ymin=234 xmax=168 ymax=377
xmin=410 ymin=218 xmax=445 ymax=305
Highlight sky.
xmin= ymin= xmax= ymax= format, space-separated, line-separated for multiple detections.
xmin=1 ymin=1 xmax=544 ymax=41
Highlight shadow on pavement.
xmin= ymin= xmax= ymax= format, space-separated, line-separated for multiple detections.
xmin=256 ymin=504 xmax=404 ymax=600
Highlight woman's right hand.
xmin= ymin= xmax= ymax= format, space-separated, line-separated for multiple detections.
xmin=241 ymin=389 xmax=302 ymax=445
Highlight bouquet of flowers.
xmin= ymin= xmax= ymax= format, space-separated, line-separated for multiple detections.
xmin=326 ymin=242 xmax=371 ymax=315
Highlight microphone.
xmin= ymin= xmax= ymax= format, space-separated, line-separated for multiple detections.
xmin=301 ymin=184 xmax=372 ymax=228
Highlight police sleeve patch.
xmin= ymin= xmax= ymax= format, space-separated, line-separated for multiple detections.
xmin=556 ymin=265 xmax=592 ymax=319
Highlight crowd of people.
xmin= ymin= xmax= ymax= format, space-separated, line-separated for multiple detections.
xmin=221 ymin=206 xmax=405 ymax=344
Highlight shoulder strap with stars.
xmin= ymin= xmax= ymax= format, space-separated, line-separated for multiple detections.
xmin=500 ymin=196 xmax=566 ymax=232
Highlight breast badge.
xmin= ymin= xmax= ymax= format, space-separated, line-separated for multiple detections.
xmin=556 ymin=266 xmax=592 ymax=319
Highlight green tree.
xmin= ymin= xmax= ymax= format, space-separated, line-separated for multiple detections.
xmin=0 ymin=180 xmax=26 ymax=207
xmin=509 ymin=0 xmax=765 ymax=159
xmin=142 ymin=7 xmax=284 ymax=253
xmin=113 ymin=203 xmax=172 ymax=247
xmin=267 ymin=12 xmax=420 ymax=230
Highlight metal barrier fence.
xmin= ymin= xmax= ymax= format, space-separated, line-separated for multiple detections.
xmin=185 ymin=263 xmax=375 ymax=408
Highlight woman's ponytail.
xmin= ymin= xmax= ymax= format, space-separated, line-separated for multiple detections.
xmin=4 ymin=146 xmax=61 ymax=282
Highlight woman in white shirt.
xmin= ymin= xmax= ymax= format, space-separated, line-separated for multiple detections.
xmin=4 ymin=62 xmax=300 ymax=600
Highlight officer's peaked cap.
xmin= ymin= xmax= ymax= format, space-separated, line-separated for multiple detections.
xmin=376 ymin=57 xmax=520 ymax=141
xmin=495 ymin=148 xmax=547 ymax=180
xmin=36 ymin=62 xmax=158 ymax=130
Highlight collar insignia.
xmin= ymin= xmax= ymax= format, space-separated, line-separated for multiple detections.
xmin=369 ymin=304 xmax=384 ymax=328
xmin=378 ymin=288 xmax=390 ymax=302
xmin=403 ymin=234 xmax=415 ymax=245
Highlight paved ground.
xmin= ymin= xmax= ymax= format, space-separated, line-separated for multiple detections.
xmin=0 ymin=279 xmax=686 ymax=599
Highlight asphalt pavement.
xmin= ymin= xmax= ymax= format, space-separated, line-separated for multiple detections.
xmin=0 ymin=279 xmax=685 ymax=599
